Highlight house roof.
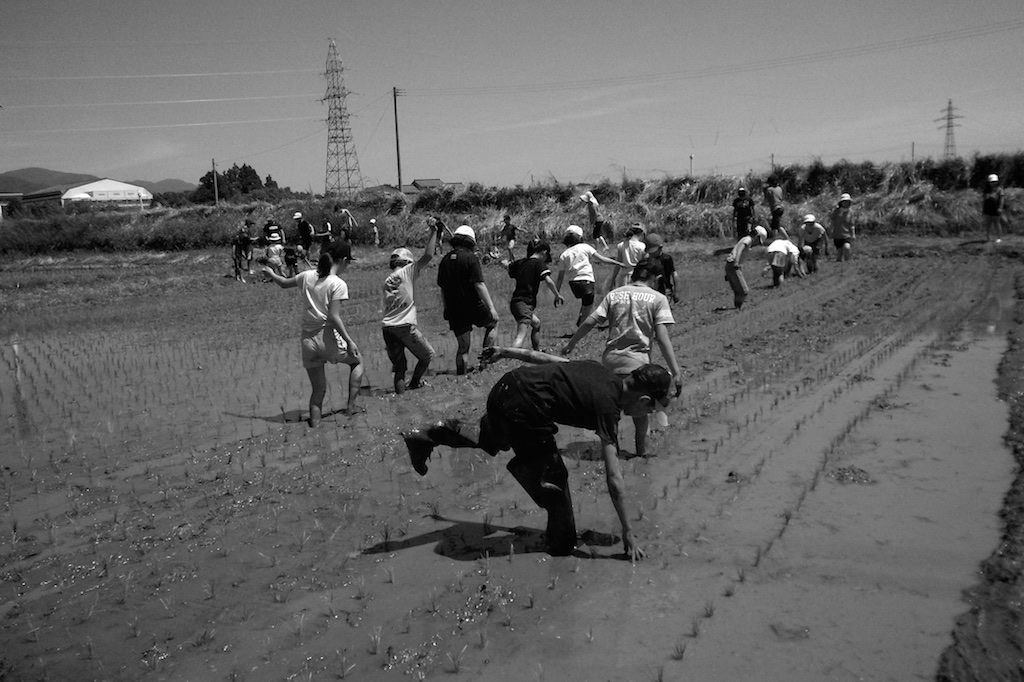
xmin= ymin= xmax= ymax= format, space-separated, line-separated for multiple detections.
xmin=24 ymin=178 xmax=152 ymax=200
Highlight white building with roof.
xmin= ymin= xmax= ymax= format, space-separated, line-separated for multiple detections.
xmin=21 ymin=179 xmax=152 ymax=208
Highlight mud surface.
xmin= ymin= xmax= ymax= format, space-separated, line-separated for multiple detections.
xmin=1 ymin=237 xmax=1022 ymax=681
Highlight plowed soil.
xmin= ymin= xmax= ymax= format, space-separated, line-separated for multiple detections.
xmin=1 ymin=236 xmax=1023 ymax=681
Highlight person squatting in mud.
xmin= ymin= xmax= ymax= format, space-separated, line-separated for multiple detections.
xmin=795 ymin=213 xmax=828 ymax=274
xmin=764 ymin=236 xmax=805 ymax=287
xmin=262 ymin=240 xmax=364 ymax=425
xmin=724 ymin=225 xmax=768 ymax=309
xmin=403 ymin=348 xmax=675 ymax=560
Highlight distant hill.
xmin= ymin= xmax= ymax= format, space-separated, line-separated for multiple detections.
xmin=0 ymin=168 xmax=196 ymax=195
xmin=129 ymin=179 xmax=197 ymax=195
xmin=0 ymin=168 xmax=100 ymax=193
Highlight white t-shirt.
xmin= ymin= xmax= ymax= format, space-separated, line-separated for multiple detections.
xmin=298 ymin=269 xmax=349 ymax=333
xmin=559 ymin=243 xmax=599 ymax=283
xmin=381 ymin=262 xmax=421 ymax=327
xmin=588 ymin=283 xmax=674 ymax=375
xmin=766 ymin=239 xmax=799 ymax=257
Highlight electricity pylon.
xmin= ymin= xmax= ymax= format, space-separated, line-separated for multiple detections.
xmin=935 ymin=99 xmax=963 ymax=159
xmin=323 ymin=40 xmax=362 ymax=197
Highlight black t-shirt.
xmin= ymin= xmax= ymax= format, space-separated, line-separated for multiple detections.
xmin=508 ymin=257 xmax=551 ymax=306
xmin=733 ymin=196 xmax=755 ymax=221
xmin=654 ymin=253 xmax=676 ymax=295
xmin=437 ymin=247 xmax=485 ymax=317
xmin=509 ymin=360 xmax=624 ymax=445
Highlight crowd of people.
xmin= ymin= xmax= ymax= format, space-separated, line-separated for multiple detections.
xmin=251 ymin=178 xmax=1008 ymax=560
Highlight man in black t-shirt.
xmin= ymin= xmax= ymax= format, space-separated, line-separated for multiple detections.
xmin=437 ymin=225 xmax=499 ymax=374
xmin=732 ymin=187 xmax=756 ymax=240
xmin=403 ymin=350 xmax=674 ymax=560
xmin=293 ymin=211 xmax=314 ymax=252
xmin=506 ymin=238 xmax=564 ymax=350
xmin=643 ymin=233 xmax=678 ymax=303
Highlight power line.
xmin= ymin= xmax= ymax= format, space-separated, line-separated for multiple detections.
xmin=402 ymin=19 xmax=1024 ymax=97
xmin=0 ymin=116 xmax=320 ymax=135
xmin=0 ymin=68 xmax=319 ymax=82
xmin=3 ymin=94 xmax=322 ymax=110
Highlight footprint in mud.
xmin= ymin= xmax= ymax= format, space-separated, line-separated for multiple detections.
xmin=770 ymin=622 xmax=811 ymax=641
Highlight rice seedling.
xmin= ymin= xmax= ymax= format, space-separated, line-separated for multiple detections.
xmin=671 ymin=639 xmax=688 ymax=660
xmin=446 ymin=644 xmax=468 ymax=673
xmin=688 ymin=616 xmax=701 ymax=638
xmin=367 ymin=626 xmax=383 ymax=654
xmin=703 ymin=600 xmax=716 ymax=618
xmin=722 ymin=583 xmax=735 ymax=597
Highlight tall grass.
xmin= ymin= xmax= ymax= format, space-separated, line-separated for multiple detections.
xmin=2 ymin=154 xmax=1020 ymax=255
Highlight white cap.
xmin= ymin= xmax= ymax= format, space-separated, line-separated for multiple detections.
xmin=454 ymin=225 xmax=476 ymax=242
xmin=293 ymin=212 xmax=303 ymax=219
xmin=579 ymin=191 xmax=597 ymax=205
xmin=753 ymin=226 xmax=768 ymax=240
xmin=390 ymin=247 xmax=414 ymax=263
xmin=988 ymin=174 xmax=999 ymax=183
xmin=803 ymin=214 xmax=816 ymax=223
xmin=566 ymin=225 xmax=584 ymax=238
xmin=838 ymin=193 xmax=852 ymax=203
xmin=370 ymin=218 xmax=376 ymax=224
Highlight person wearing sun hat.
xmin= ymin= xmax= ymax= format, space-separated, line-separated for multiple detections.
xmin=643 ymin=233 xmax=678 ymax=303
xmin=733 ymin=186 xmax=757 ymax=240
xmin=795 ymin=213 xmax=828 ymax=273
xmin=402 ymin=346 xmax=674 ymax=560
xmin=982 ymin=174 xmax=1006 ymax=241
xmin=724 ymin=225 xmax=768 ymax=309
xmin=829 ymin=192 xmax=856 ymax=262
xmin=381 ymin=218 xmax=440 ymax=393
xmin=580 ymin=190 xmax=610 ymax=250
xmin=555 ymin=225 xmax=625 ymax=328
xmin=437 ymin=224 xmax=499 ymax=375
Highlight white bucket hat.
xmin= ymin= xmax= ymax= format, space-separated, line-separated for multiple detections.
xmin=838 ymin=193 xmax=852 ymax=203
xmin=988 ymin=174 xmax=999 ymax=183
xmin=565 ymin=225 xmax=584 ymax=238
xmin=293 ymin=212 xmax=303 ymax=220
xmin=803 ymin=214 xmax=816 ymax=223
xmin=753 ymin=226 xmax=768 ymax=240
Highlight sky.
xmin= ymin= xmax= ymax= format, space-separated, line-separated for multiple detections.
xmin=1 ymin=0 xmax=1022 ymax=192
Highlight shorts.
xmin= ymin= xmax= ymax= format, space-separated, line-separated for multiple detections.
xmin=301 ymin=327 xmax=360 ymax=369
xmin=592 ymin=220 xmax=608 ymax=240
xmin=568 ymin=280 xmax=596 ymax=306
xmin=769 ymin=252 xmax=789 ymax=269
xmin=382 ymin=324 xmax=434 ymax=375
xmin=447 ymin=305 xmax=494 ymax=336
xmin=509 ymin=299 xmax=537 ymax=324
xmin=833 ymin=238 xmax=851 ymax=250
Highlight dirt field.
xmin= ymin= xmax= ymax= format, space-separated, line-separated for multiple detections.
xmin=1 ymin=237 xmax=1022 ymax=681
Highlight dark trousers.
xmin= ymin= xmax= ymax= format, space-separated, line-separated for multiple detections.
xmin=725 ymin=262 xmax=749 ymax=309
xmin=479 ymin=374 xmax=577 ymax=554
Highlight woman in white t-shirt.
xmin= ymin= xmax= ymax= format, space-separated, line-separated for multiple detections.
xmin=555 ymin=225 xmax=624 ymax=327
xmin=263 ymin=241 xmax=364 ymax=426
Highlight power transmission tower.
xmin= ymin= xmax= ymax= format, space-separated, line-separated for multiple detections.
xmin=323 ymin=40 xmax=362 ymax=198
xmin=935 ymin=99 xmax=963 ymax=159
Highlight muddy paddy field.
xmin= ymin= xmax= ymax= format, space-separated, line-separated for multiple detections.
xmin=2 ymin=236 xmax=1024 ymax=681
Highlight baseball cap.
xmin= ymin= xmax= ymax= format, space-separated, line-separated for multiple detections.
xmin=370 ymin=218 xmax=377 ymax=224
xmin=565 ymin=225 xmax=584 ymax=238
xmin=390 ymin=247 xmax=414 ymax=264
xmin=630 ymin=364 xmax=674 ymax=408
xmin=453 ymin=225 xmax=476 ymax=242
xmin=753 ymin=226 xmax=768 ymax=240
xmin=803 ymin=214 xmax=816 ymax=223
xmin=838 ymin=193 xmax=852 ymax=203
xmin=988 ymin=174 xmax=999 ymax=183
xmin=645 ymin=233 xmax=664 ymax=249
xmin=738 ymin=187 xmax=747 ymax=194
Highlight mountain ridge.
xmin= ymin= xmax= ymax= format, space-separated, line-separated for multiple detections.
xmin=0 ymin=168 xmax=195 ymax=195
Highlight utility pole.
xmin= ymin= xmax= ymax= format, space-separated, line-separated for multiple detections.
xmin=323 ymin=39 xmax=362 ymax=198
xmin=935 ymin=99 xmax=962 ymax=159
xmin=689 ymin=154 xmax=694 ymax=176
xmin=212 ymin=159 xmax=219 ymax=207
xmin=393 ymin=87 xmax=403 ymax=191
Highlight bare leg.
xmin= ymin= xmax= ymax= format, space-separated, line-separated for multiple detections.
xmin=455 ymin=330 xmax=472 ymax=375
xmin=482 ymin=323 xmax=497 ymax=350
xmin=347 ymin=362 xmax=364 ymax=413
xmin=306 ymin=366 xmax=327 ymax=427
xmin=530 ymin=316 xmax=541 ymax=351
xmin=512 ymin=320 xmax=531 ymax=349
